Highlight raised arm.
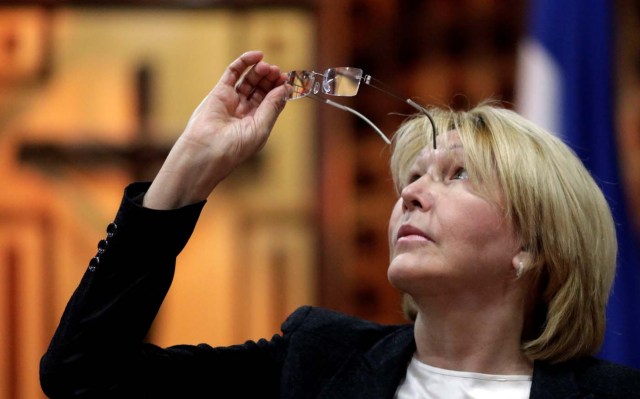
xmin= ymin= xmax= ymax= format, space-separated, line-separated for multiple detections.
xmin=40 ymin=52 xmax=289 ymax=398
xmin=144 ymin=50 xmax=288 ymax=209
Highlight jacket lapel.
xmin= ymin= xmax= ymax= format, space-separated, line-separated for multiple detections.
xmin=309 ymin=322 xmax=591 ymax=399
xmin=530 ymin=360 xmax=588 ymax=399
xmin=316 ymin=325 xmax=415 ymax=399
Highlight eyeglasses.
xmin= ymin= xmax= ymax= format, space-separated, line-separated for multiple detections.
xmin=285 ymin=67 xmax=437 ymax=148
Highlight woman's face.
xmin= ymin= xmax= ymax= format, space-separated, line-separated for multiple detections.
xmin=387 ymin=131 xmax=522 ymax=298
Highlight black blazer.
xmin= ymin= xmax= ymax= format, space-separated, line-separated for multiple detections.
xmin=40 ymin=183 xmax=640 ymax=398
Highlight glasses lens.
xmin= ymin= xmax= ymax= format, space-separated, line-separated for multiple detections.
xmin=286 ymin=71 xmax=315 ymax=100
xmin=322 ymin=67 xmax=363 ymax=97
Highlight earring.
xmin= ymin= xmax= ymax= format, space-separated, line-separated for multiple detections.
xmin=516 ymin=261 xmax=525 ymax=278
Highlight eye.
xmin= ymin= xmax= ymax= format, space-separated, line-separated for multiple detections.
xmin=451 ymin=167 xmax=469 ymax=180
xmin=399 ymin=173 xmax=420 ymax=191
xmin=407 ymin=173 xmax=422 ymax=184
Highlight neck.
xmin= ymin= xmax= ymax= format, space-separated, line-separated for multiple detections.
xmin=411 ymin=289 xmax=533 ymax=375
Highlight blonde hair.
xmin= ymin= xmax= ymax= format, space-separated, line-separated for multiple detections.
xmin=391 ymin=103 xmax=617 ymax=363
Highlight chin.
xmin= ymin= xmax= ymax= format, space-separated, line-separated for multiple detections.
xmin=387 ymin=255 xmax=424 ymax=291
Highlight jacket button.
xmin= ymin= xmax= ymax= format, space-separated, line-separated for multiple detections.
xmin=97 ymin=239 xmax=108 ymax=255
xmin=88 ymin=256 xmax=100 ymax=272
xmin=106 ymin=222 xmax=118 ymax=238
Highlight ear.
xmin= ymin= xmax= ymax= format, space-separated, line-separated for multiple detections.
xmin=512 ymin=251 xmax=533 ymax=279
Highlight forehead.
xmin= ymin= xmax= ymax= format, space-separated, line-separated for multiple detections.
xmin=412 ymin=130 xmax=464 ymax=166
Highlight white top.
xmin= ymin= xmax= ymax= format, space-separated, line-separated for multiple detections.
xmin=394 ymin=355 xmax=532 ymax=399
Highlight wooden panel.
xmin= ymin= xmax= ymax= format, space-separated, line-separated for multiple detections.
xmin=0 ymin=5 xmax=318 ymax=398
xmin=0 ymin=7 xmax=49 ymax=82
xmin=316 ymin=0 xmax=526 ymax=324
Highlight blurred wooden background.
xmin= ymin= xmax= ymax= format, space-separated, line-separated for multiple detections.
xmin=0 ymin=1 xmax=638 ymax=398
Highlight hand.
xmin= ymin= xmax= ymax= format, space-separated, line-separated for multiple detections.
xmin=144 ymin=51 xmax=289 ymax=209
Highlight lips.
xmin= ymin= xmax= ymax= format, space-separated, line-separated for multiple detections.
xmin=397 ymin=224 xmax=432 ymax=242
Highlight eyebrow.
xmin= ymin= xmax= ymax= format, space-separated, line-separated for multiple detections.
xmin=413 ymin=144 xmax=464 ymax=170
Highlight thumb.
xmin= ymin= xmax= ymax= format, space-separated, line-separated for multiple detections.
xmin=253 ymin=84 xmax=289 ymax=131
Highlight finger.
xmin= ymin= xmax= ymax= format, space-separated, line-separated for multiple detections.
xmin=245 ymin=65 xmax=285 ymax=102
xmin=252 ymin=84 xmax=289 ymax=129
xmin=258 ymin=72 xmax=290 ymax=99
xmin=263 ymin=65 xmax=285 ymax=88
xmin=239 ymin=71 xmax=290 ymax=113
xmin=236 ymin=62 xmax=284 ymax=103
xmin=220 ymin=50 xmax=264 ymax=88
xmin=235 ymin=61 xmax=274 ymax=98
xmin=246 ymin=89 xmax=266 ymax=105
xmin=234 ymin=65 xmax=258 ymax=98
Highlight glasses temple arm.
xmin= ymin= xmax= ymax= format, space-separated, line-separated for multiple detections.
xmin=311 ymin=96 xmax=391 ymax=145
xmin=406 ymin=99 xmax=438 ymax=150
xmin=364 ymin=76 xmax=438 ymax=149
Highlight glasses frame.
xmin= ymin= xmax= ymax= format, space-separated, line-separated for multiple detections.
xmin=285 ymin=68 xmax=437 ymax=149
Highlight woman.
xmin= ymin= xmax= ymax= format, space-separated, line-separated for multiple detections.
xmin=40 ymin=51 xmax=640 ymax=398
xmin=388 ymin=109 xmax=626 ymax=397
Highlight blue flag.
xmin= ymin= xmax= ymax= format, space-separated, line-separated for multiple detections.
xmin=516 ymin=0 xmax=640 ymax=368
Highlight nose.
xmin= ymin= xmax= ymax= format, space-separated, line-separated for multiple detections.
xmin=400 ymin=176 xmax=433 ymax=212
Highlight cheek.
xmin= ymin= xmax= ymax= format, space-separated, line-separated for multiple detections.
xmin=447 ymin=210 xmax=498 ymax=239
xmin=388 ymin=200 xmax=403 ymax=255
xmin=387 ymin=199 xmax=402 ymax=260
xmin=441 ymin=201 xmax=518 ymax=258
